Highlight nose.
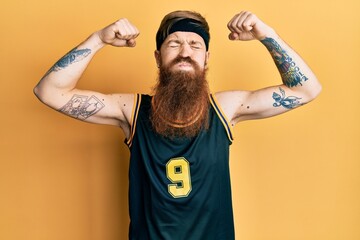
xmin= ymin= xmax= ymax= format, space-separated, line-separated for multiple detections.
xmin=178 ymin=43 xmax=192 ymax=57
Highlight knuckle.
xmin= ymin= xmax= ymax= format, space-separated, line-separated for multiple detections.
xmin=231 ymin=22 xmax=238 ymax=28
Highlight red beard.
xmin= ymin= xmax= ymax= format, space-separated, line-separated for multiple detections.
xmin=151 ymin=56 xmax=210 ymax=138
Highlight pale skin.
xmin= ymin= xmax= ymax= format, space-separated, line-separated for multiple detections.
xmin=34 ymin=11 xmax=322 ymax=138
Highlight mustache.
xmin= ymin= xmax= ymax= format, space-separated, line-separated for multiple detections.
xmin=169 ymin=56 xmax=198 ymax=68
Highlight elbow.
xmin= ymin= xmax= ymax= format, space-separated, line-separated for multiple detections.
xmin=33 ymin=83 xmax=51 ymax=105
xmin=33 ymin=84 xmax=44 ymax=102
xmin=312 ymin=81 xmax=322 ymax=99
xmin=33 ymin=85 xmax=39 ymax=98
xmin=305 ymin=80 xmax=322 ymax=103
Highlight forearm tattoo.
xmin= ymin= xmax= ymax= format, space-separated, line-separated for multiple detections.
xmin=59 ymin=94 xmax=105 ymax=120
xmin=261 ymin=37 xmax=308 ymax=87
xmin=43 ymin=48 xmax=91 ymax=77
xmin=272 ymin=87 xmax=302 ymax=109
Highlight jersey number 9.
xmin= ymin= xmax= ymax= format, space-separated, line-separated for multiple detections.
xmin=166 ymin=157 xmax=192 ymax=198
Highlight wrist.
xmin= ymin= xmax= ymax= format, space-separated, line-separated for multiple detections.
xmin=258 ymin=27 xmax=277 ymax=41
xmin=86 ymin=32 xmax=107 ymax=51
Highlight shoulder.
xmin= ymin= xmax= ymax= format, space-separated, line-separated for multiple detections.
xmin=118 ymin=93 xmax=146 ymax=121
xmin=214 ymin=90 xmax=250 ymax=103
xmin=213 ymin=90 xmax=250 ymax=124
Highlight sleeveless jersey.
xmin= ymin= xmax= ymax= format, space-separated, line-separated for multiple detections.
xmin=126 ymin=94 xmax=235 ymax=240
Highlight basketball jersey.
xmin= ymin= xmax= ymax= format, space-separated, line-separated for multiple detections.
xmin=125 ymin=94 xmax=235 ymax=240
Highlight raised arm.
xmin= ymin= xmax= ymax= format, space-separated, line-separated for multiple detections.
xmin=216 ymin=11 xmax=322 ymax=125
xmin=34 ymin=18 xmax=139 ymax=138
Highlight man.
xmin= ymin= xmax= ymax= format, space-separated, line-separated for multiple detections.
xmin=34 ymin=10 xmax=321 ymax=240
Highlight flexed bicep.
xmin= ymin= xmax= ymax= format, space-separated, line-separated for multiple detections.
xmin=59 ymin=94 xmax=105 ymax=121
xmin=215 ymin=86 xmax=305 ymax=125
xmin=47 ymin=89 xmax=134 ymax=136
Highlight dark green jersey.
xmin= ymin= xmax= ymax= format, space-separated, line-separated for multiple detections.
xmin=126 ymin=94 xmax=235 ymax=240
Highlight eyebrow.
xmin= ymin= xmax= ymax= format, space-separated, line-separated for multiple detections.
xmin=188 ymin=40 xmax=203 ymax=45
xmin=166 ymin=39 xmax=203 ymax=46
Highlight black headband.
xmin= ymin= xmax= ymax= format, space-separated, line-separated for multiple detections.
xmin=156 ymin=18 xmax=209 ymax=50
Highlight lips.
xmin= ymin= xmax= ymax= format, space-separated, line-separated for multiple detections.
xmin=170 ymin=57 xmax=196 ymax=70
xmin=163 ymin=56 xmax=202 ymax=73
xmin=177 ymin=62 xmax=193 ymax=67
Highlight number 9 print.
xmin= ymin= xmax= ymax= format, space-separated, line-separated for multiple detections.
xmin=166 ymin=157 xmax=192 ymax=198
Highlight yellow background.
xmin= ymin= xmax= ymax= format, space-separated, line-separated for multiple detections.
xmin=1 ymin=0 xmax=359 ymax=239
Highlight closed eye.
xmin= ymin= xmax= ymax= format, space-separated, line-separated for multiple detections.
xmin=167 ymin=40 xmax=181 ymax=48
xmin=189 ymin=41 xmax=203 ymax=49
xmin=191 ymin=45 xmax=201 ymax=49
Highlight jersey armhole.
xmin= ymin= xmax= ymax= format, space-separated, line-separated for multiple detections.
xmin=209 ymin=94 xmax=234 ymax=143
xmin=125 ymin=93 xmax=141 ymax=148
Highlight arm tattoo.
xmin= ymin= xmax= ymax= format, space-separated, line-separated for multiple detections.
xmin=59 ymin=94 xmax=105 ymax=120
xmin=43 ymin=48 xmax=91 ymax=77
xmin=261 ymin=37 xmax=308 ymax=87
xmin=272 ymin=87 xmax=302 ymax=109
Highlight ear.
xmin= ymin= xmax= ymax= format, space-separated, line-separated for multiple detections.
xmin=154 ymin=50 xmax=160 ymax=68
xmin=204 ymin=51 xmax=210 ymax=69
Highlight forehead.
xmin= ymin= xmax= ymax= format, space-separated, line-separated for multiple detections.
xmin=165 ymin=31 xmax=205 ymax=43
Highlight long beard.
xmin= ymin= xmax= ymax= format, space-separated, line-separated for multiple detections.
xmin=151 ymin=56 xmax=210 ymax=139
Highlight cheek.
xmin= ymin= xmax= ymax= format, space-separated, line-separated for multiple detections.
xmin=161 ymin=54 xmax=177 ymax=66
xmin=197 ymin=52 xmax=208 ymax=65
xmin=195 ymin=56 xmax=207 ymax=68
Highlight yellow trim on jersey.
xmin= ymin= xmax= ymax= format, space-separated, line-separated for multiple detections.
xmin=209 ymin=94 xmax=234 ymax=143
xmin=126 ymin=93 xmax=141 ymax=148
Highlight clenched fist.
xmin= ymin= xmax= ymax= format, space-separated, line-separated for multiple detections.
xmin=227 ymin=11 xmax=274 ymax=41
xmin=97 ymin=18 xmax=140 ymax=47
